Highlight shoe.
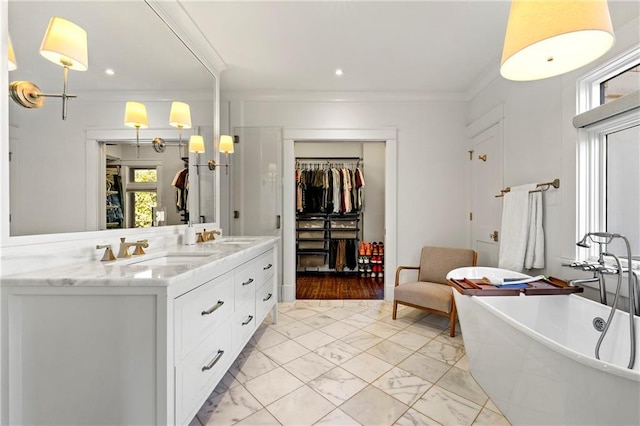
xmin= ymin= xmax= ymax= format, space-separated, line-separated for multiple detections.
xmin=365 ymin=243 xmax=372 ymax=256
xmin=359 ymin=242 xmax=366 ymax=256
xmin=372 ymin=243 xmax=378 ymax=256
xmin=378 ymin=242 xmax=384 ymax=256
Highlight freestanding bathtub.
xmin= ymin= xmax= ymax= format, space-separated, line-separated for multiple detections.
xmin=448 ymin=267 xmax=640 ymax=426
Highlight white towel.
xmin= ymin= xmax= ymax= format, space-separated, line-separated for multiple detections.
xmin=524 ymin=191 xmax=545 ymax=269
xmin=498 ymin=183 xmax=537 ymax=272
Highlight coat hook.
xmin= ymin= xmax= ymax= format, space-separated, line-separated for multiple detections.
xmin=478 ymin=154 xmax=487 ymax=162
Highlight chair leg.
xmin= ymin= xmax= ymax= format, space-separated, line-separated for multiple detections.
xmin=449 ymin=298 xmax=457 ymax=337
xmin=392 ymin=301 xmax=398 ymax=319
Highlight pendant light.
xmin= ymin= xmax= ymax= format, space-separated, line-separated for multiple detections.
xmin=500 ymin=0 xmax=615 ymax=81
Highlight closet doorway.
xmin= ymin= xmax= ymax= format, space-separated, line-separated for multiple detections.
xmin=283 ymin=128 xmax=398 ymax=303
xmin=295 ymin=143 xmax=384 ymax=299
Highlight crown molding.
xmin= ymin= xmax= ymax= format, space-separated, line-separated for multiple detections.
xmin=74 ymin=90 xmax=214 ymax=103
xmin=220 ymin=90 xmax=468 ymax=103
xmin=146 ymin=0 xmax=227 ymax=77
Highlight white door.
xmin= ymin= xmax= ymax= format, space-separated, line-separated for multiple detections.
xmin=232 ymin=127 xmax=283 ymax=282
xmin=471 ymin=122 xmax=504 ymax=266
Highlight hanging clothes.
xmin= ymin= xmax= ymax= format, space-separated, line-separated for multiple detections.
xmin=295 ymin=161 xmax=364 ymax=214
xmin=172 ymin=168 xmax=189 ymax=213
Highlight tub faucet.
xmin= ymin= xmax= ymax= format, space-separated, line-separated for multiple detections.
xmin=576 ymin=232 xmax=636 ymax=369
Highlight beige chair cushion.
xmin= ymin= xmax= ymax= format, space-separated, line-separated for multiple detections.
xmin=394 ymin=281 xmax=453 ymax=313
xmin=418 ymin=246 xmax=476 ymax=284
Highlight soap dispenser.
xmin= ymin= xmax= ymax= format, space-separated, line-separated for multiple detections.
xmin=184 ymin=221 xmax=196 ymax=245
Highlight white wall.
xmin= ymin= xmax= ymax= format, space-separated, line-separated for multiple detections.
xmin=224 ymin=98 xmax=470 ymax=267
xmin=467 ymin=17 xmax=640 ymax=300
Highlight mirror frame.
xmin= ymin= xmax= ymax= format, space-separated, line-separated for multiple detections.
xmin=1 ymin=0 xmax=226 ymax=247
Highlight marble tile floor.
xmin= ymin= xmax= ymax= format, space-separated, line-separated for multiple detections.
xmin=192 ymin=300 xmax=511 ymax=426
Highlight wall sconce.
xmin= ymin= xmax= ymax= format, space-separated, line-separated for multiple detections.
xmin=9 ymin=17 xmax=88 ymax=120
xmin=212 ymin=134 xmax=235 ymax=175
xmin=170 ymin=101 xmax=192 ymax=157
xmin=189 ymin=135 xmax=216 ymax=173
xmin=500 ymin=0 xmax=614 ymax=81
xmin=124 ymin=101 xmax=149 ymax=159
xmin=8 ymin=34 xmax=17 ymax=71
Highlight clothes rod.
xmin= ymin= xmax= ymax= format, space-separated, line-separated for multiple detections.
xmin=495 ymin=178 xmax=560 ymax=198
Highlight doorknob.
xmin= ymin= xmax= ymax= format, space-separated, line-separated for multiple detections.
xmin=490 ymin=231 xmax=499 ymax=242
xmin=478 ymin=154 xmax=487 ymax=162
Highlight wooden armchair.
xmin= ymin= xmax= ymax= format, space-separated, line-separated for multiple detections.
xmin=392 ymin=246 xmax=477 ymax=336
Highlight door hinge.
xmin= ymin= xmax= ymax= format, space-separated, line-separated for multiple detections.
xmin=469 ymin=212 xmax=473 ymax=221
xmin=468 ymin=150 xmax=474 ymax=160
xmin=233 ymin=210 xmax=240 ymax=219
xmin=234 ymin=135 xmax=239 ymax=144
xmin=9 ymin=152 xmax=12 ymax=162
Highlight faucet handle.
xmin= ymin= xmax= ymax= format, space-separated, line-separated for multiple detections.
xmin=132 ymin=240 xmax=148 ymax=256
xmin=196 ymin=232 xmax=204 ymax=243
xmin=96 ymin=244 xmax=116 ymax=262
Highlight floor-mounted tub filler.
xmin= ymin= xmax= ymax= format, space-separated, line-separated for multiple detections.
xmin=448 ymin=267 xmax=640 ymax=426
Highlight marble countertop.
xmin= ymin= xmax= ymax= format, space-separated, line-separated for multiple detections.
xmin=0 ymin=236 xmax=278 ymax=288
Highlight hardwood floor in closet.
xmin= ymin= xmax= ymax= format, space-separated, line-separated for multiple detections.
xmin=296 ymin=273 xmax=384 ymax=299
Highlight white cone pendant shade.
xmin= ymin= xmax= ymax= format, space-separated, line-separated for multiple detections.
xmin=189 ymin=135 xmax=205 ymax=153
xmin=500 ymin=0 xmax=614 ymax=81
xmin=169 ymin=101 xmax=192 ymax=129
xmin=219 ymin=134 xmax=234 ymax=154
xmin=124 ymin=102 xmax=149 ymax=129
xmin=8 ymin=34 xmax=17 ymax=71
xmin=39 ymin=17 xmax=88 ymax=71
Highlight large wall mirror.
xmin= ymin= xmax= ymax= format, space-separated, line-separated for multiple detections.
xmin=6 ymin=1 xmax=217 ymax=237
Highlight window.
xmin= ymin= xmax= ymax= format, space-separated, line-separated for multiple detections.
xmin=576 ymin=46 xmax=640 ymax=261
xmin=126 ymin=167 xmax=158 ymax=228
xmin=600 ymin=65 xmax=640 ymax=104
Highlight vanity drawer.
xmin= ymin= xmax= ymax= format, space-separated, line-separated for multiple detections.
xmin=255 ymin=249 xmax=275 ymax=285
xmin=234 ymin=260 xmax=257 ymax=309
xmin=256 ymin=276 xmax=276 ymax=323
xmin=232 ymin=300 xmax=256 ymax=352
xmin=175 ymin=322 xmax=232 ymax=425
xmin=174 ymin=272 xmax=233 ymax=360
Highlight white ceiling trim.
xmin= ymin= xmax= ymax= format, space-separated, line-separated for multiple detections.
xmin=221 ymin=90 xmax=468 ymax=103
xmin=75 ymin=90 xmax=214 ymax=103
xmin=148 ymin=0 xmax=227 ymax=76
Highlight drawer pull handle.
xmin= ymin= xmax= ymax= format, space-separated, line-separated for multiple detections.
xmin=201 ymin=300 xmax=224 ymax=316
xmin=263 ymin=263 xmax=273 ymax=270
xmin=242 ymin=315 xmax=254 ymax=326
xmin=263 ymin=293 xmax=273 ymax=302
xmin=202 ymin=350 xmax=224 ymax=372
xmin=242 ymin=278 xmax=254 ymax=286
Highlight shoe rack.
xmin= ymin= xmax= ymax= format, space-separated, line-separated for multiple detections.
xmin=358 ymin=241 xmax=384 ymax=278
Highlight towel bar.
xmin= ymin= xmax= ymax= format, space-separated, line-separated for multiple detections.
xmin=495 ymin=178 xmax=560 ymax=198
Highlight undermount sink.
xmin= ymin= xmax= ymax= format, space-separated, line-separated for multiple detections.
xmin=211 ymin=237 xmax=260 ymax=245
xmin=129 ymin=252 xmax=214 ymax=266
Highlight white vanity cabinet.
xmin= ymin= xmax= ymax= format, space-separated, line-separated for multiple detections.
xmin=1 ymin=240 xmax=278 ymax=426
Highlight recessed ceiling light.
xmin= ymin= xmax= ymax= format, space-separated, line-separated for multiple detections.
xmin=105 ymin=68 xmax=115 ymax=76
xmin=335 ymin=69 xmax=343 ymax=76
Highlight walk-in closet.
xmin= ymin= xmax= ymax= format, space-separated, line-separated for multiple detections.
xmin=294 ymin=142 xmax=386 ymax=299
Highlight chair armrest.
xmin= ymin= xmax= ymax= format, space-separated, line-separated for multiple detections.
xmin=394 ymin=265 xmax=419 ymax=287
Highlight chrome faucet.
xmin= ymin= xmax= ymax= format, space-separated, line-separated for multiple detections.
xmin=576 ymin=232 xmax=636 ymax=369
xmin=117 ymin=238 xmax=149 ymax=258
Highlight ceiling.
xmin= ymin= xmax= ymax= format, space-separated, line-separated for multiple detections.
xmin=8 ymin=1 xmax=639 ymax=97
xmin=8 ymin=1 xmax=214 ymax=94
xmin=182 ymin=0 xmax=640 ymax=95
